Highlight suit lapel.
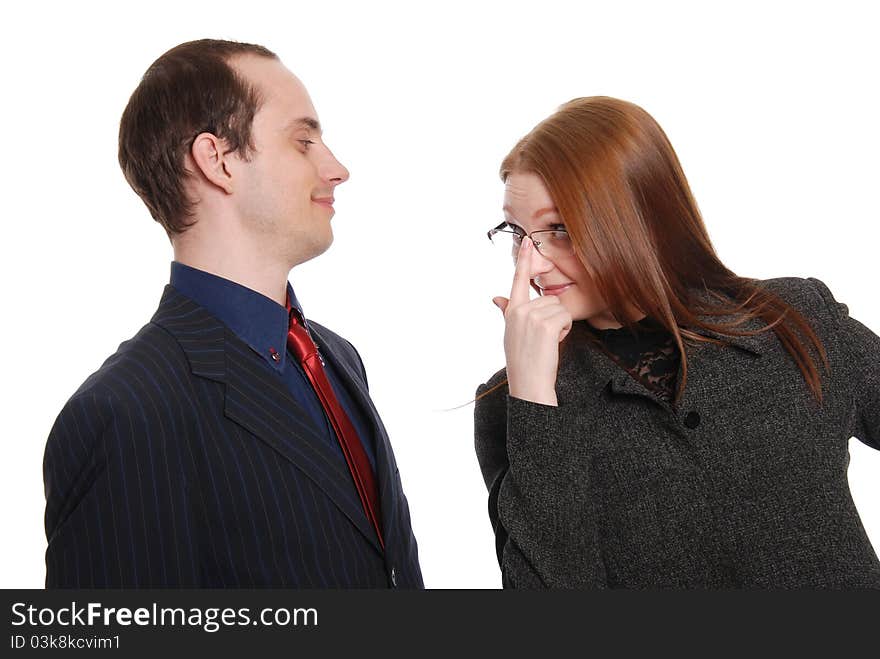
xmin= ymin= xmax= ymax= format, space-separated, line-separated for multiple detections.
xmin=151 ymin=286 xmax=382 ymax=554
xmin=309 ymin=324 xmax=401 ymax=549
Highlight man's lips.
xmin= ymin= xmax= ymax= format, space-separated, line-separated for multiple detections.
xmin=312 ymin=197 xmax=334 ymax=208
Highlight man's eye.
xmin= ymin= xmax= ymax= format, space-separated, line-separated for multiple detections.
xmin=299 ymin=139 xmax=316 ymax=149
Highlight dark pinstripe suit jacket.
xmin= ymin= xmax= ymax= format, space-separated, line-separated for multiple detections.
xmin=43 ymin=285 xmax=423 ymax=588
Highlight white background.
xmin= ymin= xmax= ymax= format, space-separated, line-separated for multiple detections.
xmin=2 ymin=0 xmax=878 ymax=588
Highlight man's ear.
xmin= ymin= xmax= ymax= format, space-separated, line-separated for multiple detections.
xmin=190 ymin=132 xmax=235 ymax=194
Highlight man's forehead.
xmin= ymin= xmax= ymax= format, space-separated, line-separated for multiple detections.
xmin=230 ymin=54 xmax=314 ymax=113
xmin=242 ymin=66 xmax=318 ymax=132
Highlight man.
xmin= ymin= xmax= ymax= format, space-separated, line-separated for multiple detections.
xmin=42 ymin=39 xmax=423 ymax=588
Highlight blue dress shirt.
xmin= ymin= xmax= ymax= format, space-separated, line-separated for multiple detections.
xmin=169 ymin=261 xmax=376 ymax=470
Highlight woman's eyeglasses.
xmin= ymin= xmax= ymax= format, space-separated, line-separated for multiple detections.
xmin=487 ymin=222 xmax=575 ymax=262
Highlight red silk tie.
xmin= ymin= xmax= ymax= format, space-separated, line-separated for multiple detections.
xmin=285 ymin=301 xmax=384 ymax=550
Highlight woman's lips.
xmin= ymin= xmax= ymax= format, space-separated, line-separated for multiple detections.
xmin=539 ymin=283 xmax=573 ymax=296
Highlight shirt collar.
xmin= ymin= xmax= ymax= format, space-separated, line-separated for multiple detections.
xmin=169 ymin=261 xmax=301 ymax=371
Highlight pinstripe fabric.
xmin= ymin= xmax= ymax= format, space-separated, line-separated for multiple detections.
xmin=43 ymin=286 xmax=423 ymax=588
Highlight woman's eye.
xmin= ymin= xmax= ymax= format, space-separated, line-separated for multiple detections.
xmin=299 ymin=139 xmax=316 ymax=149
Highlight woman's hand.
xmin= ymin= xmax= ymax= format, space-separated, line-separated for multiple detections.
xmin=493 ymin=237 xmax=572 ymax=406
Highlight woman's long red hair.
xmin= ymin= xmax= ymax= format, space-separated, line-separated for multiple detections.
xmin=496 ymin=96 xmax=828 ymax=405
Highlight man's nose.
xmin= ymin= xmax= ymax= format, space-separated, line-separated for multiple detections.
xmin=319 ymin=147 xmax=350 ymax=186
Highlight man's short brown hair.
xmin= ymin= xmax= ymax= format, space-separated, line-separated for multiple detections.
xmin=118 ymin=39 xmax=277 ymax=236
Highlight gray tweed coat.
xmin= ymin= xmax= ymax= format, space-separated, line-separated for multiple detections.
xmin=474 ymin=277 xmax=880 ymax=588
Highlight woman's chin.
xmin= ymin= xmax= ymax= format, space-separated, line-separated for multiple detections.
xmin=583 ymin=309 xmax=622 ymax=329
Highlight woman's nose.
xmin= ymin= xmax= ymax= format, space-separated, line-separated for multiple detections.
xmin=528 ymin=244 xmax=555 ymax=278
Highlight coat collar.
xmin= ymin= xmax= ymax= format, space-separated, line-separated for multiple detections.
xmin=150 ymin=285 xmax=389 ymax=555
xmin=557 ymin=298 xmax=774 ymax=410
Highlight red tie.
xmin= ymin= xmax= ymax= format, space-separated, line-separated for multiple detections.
xmin=285 ymin=300 xmax=384 ymax=550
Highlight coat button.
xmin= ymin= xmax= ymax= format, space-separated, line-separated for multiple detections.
xmin=684 ymin=411 xmax=701 ymax=429
xmin=390 ymin=566 xmax=397 ymax=587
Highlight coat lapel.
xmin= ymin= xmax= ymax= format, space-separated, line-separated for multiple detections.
xmin=672 ymin=307 xmax=770 ymax=414
xmin=558 ymin=324 xmax=612 ymax=398
xmin=151 ymin=286 xmax=382 ymax=554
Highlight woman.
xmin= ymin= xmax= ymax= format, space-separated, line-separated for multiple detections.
xmin=474 ymin=96 xmax=880 ymax=588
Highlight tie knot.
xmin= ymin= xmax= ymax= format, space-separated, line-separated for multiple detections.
xmin=287 ymin=308 xmax=317 ymax=362
xmin=288 ymin=306 xmax=302 ymax=327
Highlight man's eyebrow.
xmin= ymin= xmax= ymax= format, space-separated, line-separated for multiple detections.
xmin=285 ymin=117 xmax=323 ymax=133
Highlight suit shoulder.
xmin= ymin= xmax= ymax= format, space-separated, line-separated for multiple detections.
xmin=66 ymin=321 xmax=191 ymax=409
xmin=48 ymin=320 xmax=198 ymax=474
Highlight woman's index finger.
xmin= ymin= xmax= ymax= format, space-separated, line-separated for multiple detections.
xmin=509 ymin=237 xmax=534 ymax=308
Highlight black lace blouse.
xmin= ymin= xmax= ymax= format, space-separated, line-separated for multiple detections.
xmin=585 ymin=317 xmax=681 ymax=404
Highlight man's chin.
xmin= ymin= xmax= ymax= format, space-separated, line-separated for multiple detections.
xmin=290 ymin=234 xmax=333 ymax=268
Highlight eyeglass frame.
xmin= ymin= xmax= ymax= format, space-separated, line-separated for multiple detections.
xmin=486 ymin=221 xmax=575 ymax=259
